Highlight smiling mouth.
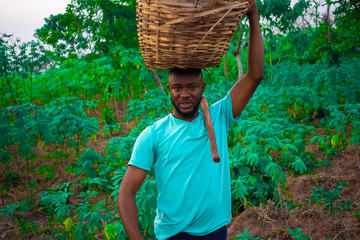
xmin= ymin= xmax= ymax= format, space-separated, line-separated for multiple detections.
xmin=179 ymin=102 xmax=193 ymax=109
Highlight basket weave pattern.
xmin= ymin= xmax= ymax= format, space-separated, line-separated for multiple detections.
xmin=136 ymin=0 xmax=249 ymax=70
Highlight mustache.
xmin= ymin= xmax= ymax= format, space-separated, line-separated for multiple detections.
xmin=178 ymin=100 xmax=194 ymax=104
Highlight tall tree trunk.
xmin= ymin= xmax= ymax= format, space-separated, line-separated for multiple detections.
xmin=233 ymin=41 xmax=247 ymax=80
xmin=152 ymin=69 xmax=164 ymax=92
xmin=232 ymin=26 xmax=247 ymax=80
xmin=236 ymin=54 xmax=244 ymax=80
xmin=324 ymin=1 xmax=332 ymax=43
xmin=30 ymin=63 xmax=33 ymax=101
xmin=7 ymin=73 xmax=19 ymax=105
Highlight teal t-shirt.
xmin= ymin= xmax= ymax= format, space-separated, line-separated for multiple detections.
xmin=129 ymin=92 xmax=240 ymax=240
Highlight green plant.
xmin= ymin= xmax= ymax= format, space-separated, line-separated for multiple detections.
xmin=76 ymin=148 xmax=104 ymax=179
xmin=27 ymin=178 xmax=38 ymax=190
xmin=103 ymin=123 xmax=122 ymax=137
xmin=105 ymin=223 xmax=117 ymax=240
xmin=101 ymin=106 xmax=123 ymax=137
xmin=47 ymin=97 xmax=99 ymax=156
xmin=123 ymin=88 xmax=172 ymax=122
xmin=64 ymin=217 xmax=73 ymax=238
xmin=18 ymin=197 xmax=35 ymax=213
xmin=0 ymin=196 xmax=36 ymax=238
xmin=16 ymin=217 xmax=38 ymax=237
xmin=286 ymin=227 xmax=310 ymax=240
xmin=337 ymin=200 xmax=354 ymax=211
xmin=0 ymin=203 xmax=19 ymax=218
xmin=0 ymin=104 xmax=39 ymax=173
xmin=0 ymin=149 xmax=11 ymax=164
xmin=5 ymin=170 xmax=19 ymax=181
xmin=0 ymin=34 xmax=50 ymax=107
xmin=328 ymin=103 xmax=360 ymax=147
xmin=318 ymin=159 xmax=334 ymax=167
xmin=70 ymin=194 xmax=114 ymax=240
xmin=309 ymin=182 xmax=352 ymax=211
xmin=37 ymin=165 xmax=55 ymax=180
xmin=310 ymin=134 xmax=346 ymax=157
xmin=39 ymin=182 xmax=76 ymax=223
xmin=234 ymin=228 xmax=263 ymax=240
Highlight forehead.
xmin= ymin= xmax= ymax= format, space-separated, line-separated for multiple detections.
xmin=168 ymin=73 xmax=203 ymax=85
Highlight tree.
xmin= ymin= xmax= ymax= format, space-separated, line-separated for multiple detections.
xmin=0 ymin=34 xmax=50 ymax=106
xmin=256 ymin=0 xmax=311 ymax=32
xmin=35 ymin=0 xmax=138 ymax=59
xmin=331 ymin=0 xmax=360 ymax=57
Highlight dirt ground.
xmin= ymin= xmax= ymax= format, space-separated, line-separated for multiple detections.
xmin=227 ymin=143 xmax=360 ymax=240
xmin=1 ymin=102 xmax=359 ymax=240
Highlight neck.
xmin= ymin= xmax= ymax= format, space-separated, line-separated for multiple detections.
xmin=172 ymin=110 xmax=199 ymax=122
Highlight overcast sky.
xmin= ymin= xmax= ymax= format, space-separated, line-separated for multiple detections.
xmin=1 ymin=0 xmax=332 ymax=43
xmin=0 ymin=0 xmax=71 ymax=42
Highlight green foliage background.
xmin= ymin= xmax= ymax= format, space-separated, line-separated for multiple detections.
xmin=1 ymin=0 xmax=359 ymax=239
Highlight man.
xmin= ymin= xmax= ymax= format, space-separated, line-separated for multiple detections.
xmin=117 ymin=1 xmax=264 ymax=239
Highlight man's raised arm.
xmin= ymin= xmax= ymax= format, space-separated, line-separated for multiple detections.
xmin=230 ymin=0 xmax=264 ymax=118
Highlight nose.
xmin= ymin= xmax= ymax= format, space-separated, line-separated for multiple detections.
xmin=180 ymin=88 xmax=190 ymax=98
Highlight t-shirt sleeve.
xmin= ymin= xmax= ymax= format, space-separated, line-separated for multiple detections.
xmin=211 ymin=91 xmax=241 ymax=131
xmin=128 ymin=126 xmax=156 ymax=171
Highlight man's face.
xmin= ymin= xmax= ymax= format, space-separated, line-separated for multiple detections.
xmin=167 ymin=73 xmax=205 ymax=121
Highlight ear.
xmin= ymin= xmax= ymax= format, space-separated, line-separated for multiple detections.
xmin=201 ymin=82 xmax=206 ymax=92
xmin=167 ymin=83 xmax=170 ymax=92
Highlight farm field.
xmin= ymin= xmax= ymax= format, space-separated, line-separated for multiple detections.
xmin=1 ymin=0 xmax=360 ymax=239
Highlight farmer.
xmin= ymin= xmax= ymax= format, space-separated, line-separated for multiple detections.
xmin=117 ymin=0 xmax=264 ymax=239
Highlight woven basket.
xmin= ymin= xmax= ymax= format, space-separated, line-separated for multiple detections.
xmin=136 ymin=0 xmax=249 ymax=70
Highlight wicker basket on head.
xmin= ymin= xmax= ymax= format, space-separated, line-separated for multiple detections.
xmin=136 ymin=0 xmax=249 ymax=70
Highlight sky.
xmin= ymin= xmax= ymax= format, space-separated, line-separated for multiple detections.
xmin=0 ymin=0 xmax=332 ymax=43
xmin=0 ymin=0 xmax=71 ymax=42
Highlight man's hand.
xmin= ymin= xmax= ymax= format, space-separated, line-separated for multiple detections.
xmin=246 ymin=0 xmax=258 ymax=17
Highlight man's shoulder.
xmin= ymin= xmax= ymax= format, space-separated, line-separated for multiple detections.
xmin=207 ymin=91 xmax=241 ymax=128
xmin=147 ymin=114 xmax=172 ymax=132
xmin=135 ymin=114 xmax=171 ymax=146
xmin=209 ymin=92 xmax=231 ymax=113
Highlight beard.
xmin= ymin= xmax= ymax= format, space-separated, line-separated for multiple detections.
xmin=171 ymin=97 xmax=202 ymax=119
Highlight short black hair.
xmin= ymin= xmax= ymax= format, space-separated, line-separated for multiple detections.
xmin=168 ymin=68 xmax=203 ymax=78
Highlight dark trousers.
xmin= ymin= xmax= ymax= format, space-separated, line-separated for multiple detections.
xmin=167 ymin=226 xmax=227 ymax=240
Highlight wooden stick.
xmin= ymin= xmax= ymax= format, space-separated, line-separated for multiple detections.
xmin=201 ymin=96 xmax=220 ymax=163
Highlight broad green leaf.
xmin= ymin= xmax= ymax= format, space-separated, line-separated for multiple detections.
xmin=331 ymin=135 xmax=340 ymax=148
xmin=105 ymin=224 xmax=117 ymax=240
xmin=64 ymin=217 xmax=73 ymax=232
